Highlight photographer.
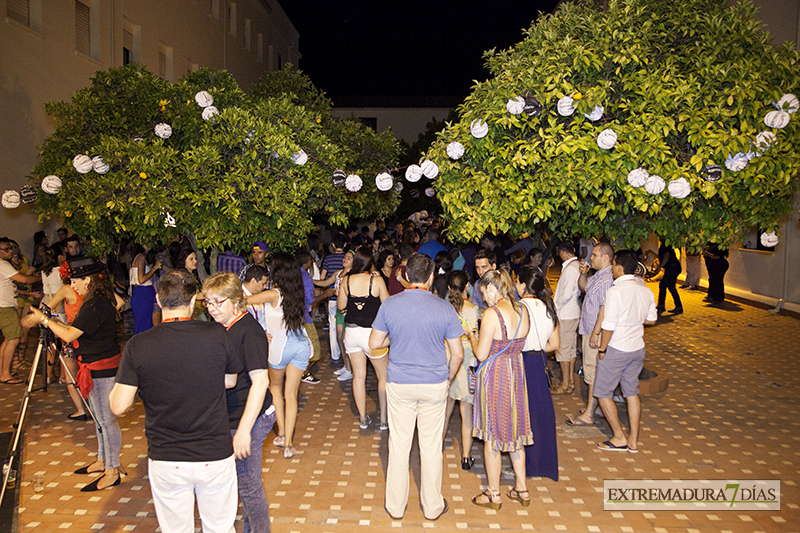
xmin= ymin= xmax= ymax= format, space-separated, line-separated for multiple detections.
xmin=22 ymin=257 xmax=123 ymax=492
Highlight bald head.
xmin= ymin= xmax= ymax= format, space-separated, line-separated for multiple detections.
xmin=590 ymin=243 xmax=614 ymax=270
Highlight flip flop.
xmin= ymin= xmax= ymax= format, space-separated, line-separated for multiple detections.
xmin=597 ymin=440 xmax=628 ymax=452
xmin=566 ymin=416 xmax=595 ymax=427
xmin=0 ymin=378 xmax=24 ymax=385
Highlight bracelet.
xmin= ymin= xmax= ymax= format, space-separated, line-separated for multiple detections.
xmin=598 ymin=349 xmax=606 ymax=354
xmin=43 ymin=317 xmax=50 ymax=328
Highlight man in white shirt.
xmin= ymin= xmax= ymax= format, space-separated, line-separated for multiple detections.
xmin=242 ymin=265 xmax=269 ymax=331
xmin=552 ymin=241 xmax=581 ymax=394
xmin=595 ymin=250 xmax=657 ymax=453
xmin=0 ymin=237 xmax=42 ymax=384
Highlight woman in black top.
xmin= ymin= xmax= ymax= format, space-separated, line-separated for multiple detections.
xmin=24 ymin=257 xmax=123 ymax=492
xmin=337 ymin=247 xmax=389 ymax=430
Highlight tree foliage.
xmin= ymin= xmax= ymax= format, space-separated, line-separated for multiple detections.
xmin=426 ymin=0 xmax=800 ymax=250
xmin=32 ymin=64 xmax=401 ymax=253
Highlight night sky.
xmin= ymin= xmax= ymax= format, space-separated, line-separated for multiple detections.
xmin=280 ymin=1 xmax=560 ymax=105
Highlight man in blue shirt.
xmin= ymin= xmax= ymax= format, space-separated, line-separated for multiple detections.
xmin=370 ymin=254 xmax=464 ymax=522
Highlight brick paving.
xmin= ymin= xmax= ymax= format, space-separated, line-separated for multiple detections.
xmin=1 ymin=282 xmax=798 ymax=532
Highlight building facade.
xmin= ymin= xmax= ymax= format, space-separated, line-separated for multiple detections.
xmin=0 ymin=0 xmax=299 ymax=247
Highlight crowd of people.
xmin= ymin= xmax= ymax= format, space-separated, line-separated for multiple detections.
xmin=0 ymin=216 xmax=731 ymax=528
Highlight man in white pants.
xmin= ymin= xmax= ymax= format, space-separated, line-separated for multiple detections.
xmin=111 ymin=270 xmax=242 ymax=533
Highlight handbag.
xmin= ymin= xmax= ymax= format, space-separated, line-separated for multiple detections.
xmin=468 ymin=307 xmax=523 ymax=394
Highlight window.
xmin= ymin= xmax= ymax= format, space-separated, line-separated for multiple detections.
xmin=122 ymin=21 xmax=141 ymax=64
xmin=257 ymin=33 xmax=263 ymax=62
xmin=244 ymin=18 xmax=251 ymax=51
xmin=7 ymin=0 xmax=29 ymax=26
xmin=159 ymin=46 xmax=174 ymax=82
xmin=123 ymin=29 xmax=133 ymax=65
xmin=228 ymin=2 xmax=236 ymax=37
xmin=75 ymin=1 xmax=91 ymax=56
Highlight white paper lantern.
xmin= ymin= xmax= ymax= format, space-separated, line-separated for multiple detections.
xmin=644 ymin=175 xmax=665 ymax=195
xmin=506 ymin=96 xmax=525 ymax=115
xmin=375 ymin=172 xmax=393 ymax=191
xmin=777 ymin=93 xmax=799 ymax=114
xmin=764 ymin=110 xmax=790 ymax=129
xmin=667 ymin=177 xmax=691 ymax=199
xmin=760 ymin=231 xmax=779 ymax=247
xmin=154 ymin=123 xmax=173 ymax=139
xmin=725 ymin=153 xmax=747 ymax=172
xmin=557 ymin=96 xmax=575 ymax=116
xmin=755 ymin=131 xmax=777 ymax=152
xmin=627 ymin=168 xmax=649 ymax=188
xmin=420 ymin=160 xmax=439 ymax=179
xmin=596 ymin=129 xmax=617 ymax=150
xmin=201 ymin=106 xmax=219 ymax=121
xmin=91 ymin=156 xmax=109 ymax=174
xmin=291 ymin=150 xmax=308 ymax=165
xmin=72 ymin=154 xmax=93 ymax=174
xmin=42 ymin=175 xmax=62 ymax=194
xmin=405 ymin=164 xmax=423 ymax=182
xmin=345 ymin=174 xmax=362 ymax=192
xmin=163 ymin=212 xmax=176 ymax=228
xmin=194 ymin=90 xmax=214 ymax=108
xmin=470 ymin=119 xmax=488 ymax=139
xmin=583 ymin=105 xmax=604 ymax=121
xmin=1 ymin=190 xmax=21 ymax=209
xmin=425 ymin=187 xmax=435 ymax=197
xmin=446 ymin=141 xmax=465 ymax=160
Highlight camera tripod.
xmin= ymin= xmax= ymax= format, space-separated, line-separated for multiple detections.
xmin=1 ymin=320 xmax=99 ymax=507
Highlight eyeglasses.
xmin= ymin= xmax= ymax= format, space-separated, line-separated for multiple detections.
xmin=0 ymin=247 xmax=10 ymax=251
xmin=203 ymin=298 xmax=229 ymax=308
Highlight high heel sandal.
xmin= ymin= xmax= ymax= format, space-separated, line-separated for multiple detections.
xmin=471 ymin=490 xmax=502 ymax=510
xmin=80 ymin=472 xmax=121 ymax=492
xmin=461 ymin=456 xmax=475 ymax=471
xmin=507 ymin=488 xmax=531 ymax=507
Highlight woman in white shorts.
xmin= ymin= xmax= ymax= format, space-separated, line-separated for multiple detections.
xmin=338 ymin=247 xmax=389 ymax=430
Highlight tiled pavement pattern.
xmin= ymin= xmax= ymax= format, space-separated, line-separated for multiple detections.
xmin=1 ymin=282 xmax=798 ymax=532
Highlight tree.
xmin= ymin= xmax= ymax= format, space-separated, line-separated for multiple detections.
xmin=425 ymin=0 xmax=800 ymax=250
xmin=31 ymin=64 xmax=401 ymax=253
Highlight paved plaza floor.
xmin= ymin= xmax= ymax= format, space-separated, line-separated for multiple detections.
xmin=1 ymin=282 xmax=798 ymax=532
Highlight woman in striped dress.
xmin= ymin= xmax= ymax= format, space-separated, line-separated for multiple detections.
xmin=471 ymin=269 xmax=532 ymax=510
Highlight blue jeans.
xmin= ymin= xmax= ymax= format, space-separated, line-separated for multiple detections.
xmin=88 ymin=376 xmax=122 ymax=469
xmin=232 ymin=409 xmax=275 ymax=533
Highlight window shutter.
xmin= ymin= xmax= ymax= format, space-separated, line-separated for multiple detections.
xmin=159 ymin=52 xmax=167 ymax=79
xmin=75 ymin=1 xmax=91 ymax=56
xmin=7 ymin=0 xmax=30 ymax=27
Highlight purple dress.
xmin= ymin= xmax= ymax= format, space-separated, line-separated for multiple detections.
xmin=473 ymin=307 xmax=533 ymax=452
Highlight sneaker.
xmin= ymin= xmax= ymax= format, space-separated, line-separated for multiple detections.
xmin=379 ymin=422 xmax=389 ymax=431
xmin=334 ymin=366 xmax=348 ymax=376
xmin=322 ymin=323 xmax=330 ymax=331
xmin=359 ymin=415 xmax=371 ymax=429
xmin=337 ymin=369 xmax=353 ymax=381
xmin=301 ymin=373 xmax=320 ymax=384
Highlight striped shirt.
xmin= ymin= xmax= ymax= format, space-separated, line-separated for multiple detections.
xmin=579 ymin=265 xmax=614 ymax=335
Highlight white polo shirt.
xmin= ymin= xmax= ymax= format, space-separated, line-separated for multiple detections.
xmin=0 ymin=259 xmax=19 ymax=308
xmin=602 ymin=275 xmax=658 ymax=352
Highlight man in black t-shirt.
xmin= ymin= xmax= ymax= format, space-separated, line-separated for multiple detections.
xmin=110 ymin=270 xmax=242 ymax=533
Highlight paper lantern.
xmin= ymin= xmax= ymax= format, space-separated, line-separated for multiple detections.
xmin=760 ymin=231 xmax=779 ymax=247
xmin=583 ymin=105 xmax=604 ymax=121
xmin=72 ymin=154 xmax=93 ymax=174
xmin=627 ymin=168 xmax=648 ymax=188
xmin=470 ymin=119 xmax=488 ymax=139
xmin=764 ymin=110 xmax=790 ymax=129
xmin=667 ymin=177 xmax=691 ymax=199
xmin=154 ymin=123 xmax=172 ymax=139
xmin=702 ymin=165 xmax=722 ymax=183
xmin=405 ymin=164 xmax=422 ymax=182
xmin=394 ymin=182 xmax=404 ymax=192
xmin=42 ymin=175 xmax=62 ymax=194
xmin=163 ymin=212 xmax=176 ymax=228
xmin=20 ymin=184 xmax=37 ymax=204
xmin=596 ymin=129 xmax=617 ymax=150
xmin=644 ymin=175 xmax=665 ymax=195
xmin=523 ymin=96 xmax=543 ymax=117
xmin=777 ymin=93 xmax=799 ymax=114
xmin=201 ymin=106 xmax=219 ymax=121
xmin=331 ymin=169 xmax=346 ymax=188
xmin=755 ymin=131 xmax=777 ymax=152
xmin=2 ymin=190 xmax=21 ymax=209
xmin=410 ymin=188 xmax=420 ymax=198
xmin=291 ymin=150 xmax=308 ymax=165
xmin=425 ymin=187 xmax=435 ymax=197
xmin=557 ymin=96 xmax=575 ymax=116
xmin=506 ymin=96 xmax=525 ymax=115
xmin=91 ymin=156 xmax=109 ymax=174
xmin=194 ymin=90 xmax=214 ymax=107
xmin=420 ymin=160 xmax=439 ymax=179
xmin=345 ymin=174 xmax=362 ymax=192
xmin=446 ymin=141 xmax=465 ymax=160
xmin=375 ymin=172 xmax=393 ymax=191
xmin=725 ymin=153 xmax=747 ymax=172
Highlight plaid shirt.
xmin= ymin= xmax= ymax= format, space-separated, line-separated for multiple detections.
xmin=217 ymin=251 xmax=247 ymax=274
xmin=579 ymin=265 xmax=614 ymax=335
